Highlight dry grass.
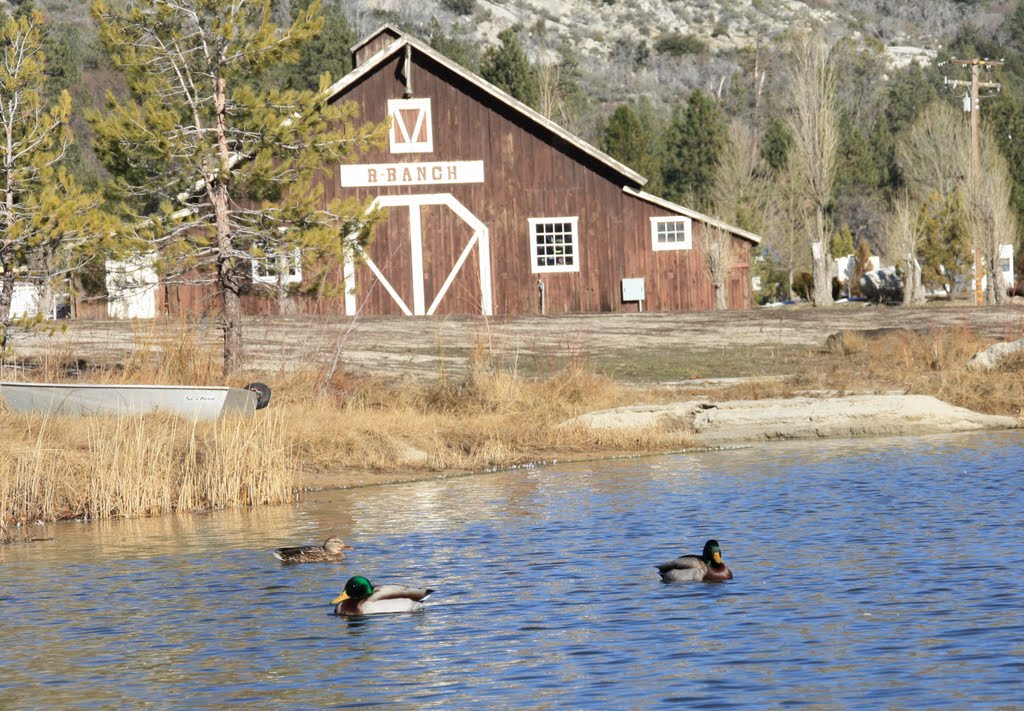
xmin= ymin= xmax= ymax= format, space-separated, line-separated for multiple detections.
xmin=0 ymin=409 xmax=297 ymax=529
xmin=3 ymin=318 xmax=1022 ymax=531
xmin=681 ymin=325 xmax=1024 ymax=418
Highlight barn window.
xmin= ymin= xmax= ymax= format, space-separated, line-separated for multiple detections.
xmin=529 ymin=217 xmax=579 ymax=273
xmin=387 ymin=98 xmax=433 ymax=154
xmin=252 ymin=247 xmax=302 ymax=285
xmin=651 ymin=216 xmax=692 ymax=251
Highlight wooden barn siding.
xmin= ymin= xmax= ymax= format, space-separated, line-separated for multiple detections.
xmin=118 ymin=42 xmax=754 ymax=320
xmin=164 ymin=48 xmax=751 ymax=319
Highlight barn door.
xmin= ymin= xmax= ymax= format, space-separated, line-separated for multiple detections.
xmin=344 ymin=193 xmax=492 ymax=316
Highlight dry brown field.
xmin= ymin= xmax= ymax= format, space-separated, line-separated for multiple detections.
xmin=10 ymin=300 xmax=1024 ymax=385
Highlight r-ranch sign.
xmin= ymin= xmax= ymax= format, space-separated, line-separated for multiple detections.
xmin=340 ymin=160 xmax=484 ymax=188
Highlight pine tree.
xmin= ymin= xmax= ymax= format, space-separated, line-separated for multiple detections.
xmin=270 ymin=0 xmax=354 ymax=92
xmin=662 ymin=89 xmax=725 ymax=209
xmin=0 ymin=10 xmax=109 ymax=353
xmin=89 ymin=0 xmax=386 ymax=374
xmin=480 ymin=28 xmax=539 ymax=109
xmin=600 ymin=102 xmax=662 ymax=193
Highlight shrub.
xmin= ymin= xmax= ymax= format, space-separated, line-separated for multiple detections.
xmin=654 ymin=32 xmax=707 ymax=57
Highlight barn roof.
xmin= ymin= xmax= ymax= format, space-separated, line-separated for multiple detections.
xmin=326 ymin=27 xmax=761 ymax=247
xmin=624 ymin=187 xmax=761 ymax=245
xmin=324 ymin=28 xmax=647 ymax=187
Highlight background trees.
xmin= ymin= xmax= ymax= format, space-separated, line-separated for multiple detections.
xmin=0 ymin=9 xmax=108 ymax=354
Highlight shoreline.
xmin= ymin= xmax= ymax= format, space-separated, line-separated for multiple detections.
xmin=297 ymin=393 xmax=1020 ymax=491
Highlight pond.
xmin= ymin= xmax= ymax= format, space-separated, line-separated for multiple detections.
xmin=2 ymin=431 xmax=1022 ymax=709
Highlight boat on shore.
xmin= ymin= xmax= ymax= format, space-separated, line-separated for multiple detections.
xmin=0 ymin=381 xmax=271 ymax=420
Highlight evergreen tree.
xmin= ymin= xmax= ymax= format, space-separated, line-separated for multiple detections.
xmin=884 ymin=63 xmax=939 ymax=137
xmin=0 ymin=10 xmax=109 ymax=352
xmin=480 ymin=27 xmax=539 ymax=109
xmin=661 ymin=89 xmax=725 ymax=209
xmin=90 ymin=0 xmax=386 ymax=373
xmin=760 ymin=115 xmax=792 ymax=174
xmin=918 ymin=192 xmax=972 ymax=298
xmin=1005 ymin=1 xmax=1024 ymax=51
xmin=270 ymin=0 xmax=354 ymax=92
xmin=599 ymin=101 xmax=662 ymax=193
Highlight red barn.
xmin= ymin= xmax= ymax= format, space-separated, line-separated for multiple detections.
xmin=98 ymin=25 xmax=761 ymax=320
xmin=316 ymin=25 xmax=760 ymax=318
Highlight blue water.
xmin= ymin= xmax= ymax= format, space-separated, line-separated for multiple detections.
xmin=1 ymin=431 xmax=1022 ymax=709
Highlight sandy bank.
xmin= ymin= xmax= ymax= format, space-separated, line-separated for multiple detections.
xmin=300 ymin=395 xmax=1018 ymax=491
xmin=567 ymin=394 xmax=1019 ymax=447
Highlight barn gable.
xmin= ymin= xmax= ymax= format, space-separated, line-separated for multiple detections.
xmin=311 ymin=31 xmax=761 ymax=318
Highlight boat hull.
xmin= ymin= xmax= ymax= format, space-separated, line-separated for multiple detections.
xmin=0 ymin=383 xmax=258 ymax=420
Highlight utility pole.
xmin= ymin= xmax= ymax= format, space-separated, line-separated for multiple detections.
xmin=945 ymin=58 xmax=1002 ymax=305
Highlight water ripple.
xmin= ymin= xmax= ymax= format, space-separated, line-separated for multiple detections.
xmin=1 ymin=431 xmax=1022 ymax=709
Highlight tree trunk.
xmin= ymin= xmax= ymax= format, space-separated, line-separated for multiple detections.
xmin=811 ymin=206 xmax=833 ymax=307
xmin=212 ymin=184 xmax=243 ymax=374
xmin=0 ymin=270 xmax=14 ymax=353
xmin=713 ymin=282 xmax=727 ymax=310
xmin=902 ymin=254 xmax=926 ymax=306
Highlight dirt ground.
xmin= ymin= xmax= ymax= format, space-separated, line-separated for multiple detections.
xmin=8 ymin=300 xmax=1024 ymax=383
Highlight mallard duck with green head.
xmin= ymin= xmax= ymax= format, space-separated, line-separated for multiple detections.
xmin=331 ymin=575 xmax=434 ymax=615
xmin=273 ymin=536 xmax=352 ymax=563
xmin=656 ymin=539 xmax=734 ymax=582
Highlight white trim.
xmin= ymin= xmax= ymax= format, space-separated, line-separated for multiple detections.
xmin=251 ymin=247 xmax=303 ymax=284
xmin=624 ymin=186 xmax=762 ymax=245
xmin=388 ymin=98 xmax=433 ymax=153
xmin=340 ymin=160 xmax=483 ymax=187
xmin=529 ymin=216 xmax=580 ymax=274
xmin=650 ymin=216 xmax=692 ymax=252
xmin=322 ymin=35 xmax=646 ymax=187
xmin=346 ymin=193 xmax=492 ymax=316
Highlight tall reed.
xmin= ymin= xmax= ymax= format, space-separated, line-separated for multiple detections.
xmin=0 ymin=410 xmax=296 ymax=527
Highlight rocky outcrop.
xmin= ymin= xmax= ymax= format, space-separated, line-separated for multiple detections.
xmin=966 ymin=339 xmax=1024 ymax=372
xmin=565 ymin=395 xmax=1018 ymax=447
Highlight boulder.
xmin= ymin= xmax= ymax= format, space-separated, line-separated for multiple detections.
xmin=858 ymin=267 xmax=903 ymax=303
xmin=966 ymin=338 xmax=1024 ymax=372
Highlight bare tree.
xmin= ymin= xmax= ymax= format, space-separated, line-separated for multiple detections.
xmin=713 ymin=119 xmax=762 ymax=230
xmin=896 ymin=101 xmax=970 ymax=201
xmin=759 ymin=165 xmax=809 ymax=300
xmin=897 ymin=101 xmax=1016 ymax=304
xmin=884 ymin=191 xmax=927 ymax=305
xmin=702 ymin=226 xmax=736 ymax=310
xmin=966 ymin=130 xmax=1018 ymax=304
xmin=786 ymin=33 xmax=839 ymax=307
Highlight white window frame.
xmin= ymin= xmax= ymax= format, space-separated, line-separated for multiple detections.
xmin=252 ymin=247 xmax=303 ymax=285
xmin=529 ymin=217 xmax=580 ymax=273
xmin=388 ymin=98 xmax=433 ymax=154
xmin=651 ymin=216 xmax=693 ymax=251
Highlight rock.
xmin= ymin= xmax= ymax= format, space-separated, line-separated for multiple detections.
xmin=564 ymin=395 xmax=1018 ymax=447
xmin=966 ymin=338 xmax=1024 ymax=372
xmin=858 ymin=267 xmax=903 ymax=303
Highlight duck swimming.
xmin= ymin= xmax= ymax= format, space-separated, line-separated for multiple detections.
xmin=331 ymin=575 xmax=434 ymax=615
xmin=656 ymin=539 xmax=734 ymax=582
xmin=272 ymin=537 xmax=352 ymax=563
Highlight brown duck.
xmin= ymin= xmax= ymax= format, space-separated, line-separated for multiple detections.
xmin=272 ymin=536 xmax=352 ymax=563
